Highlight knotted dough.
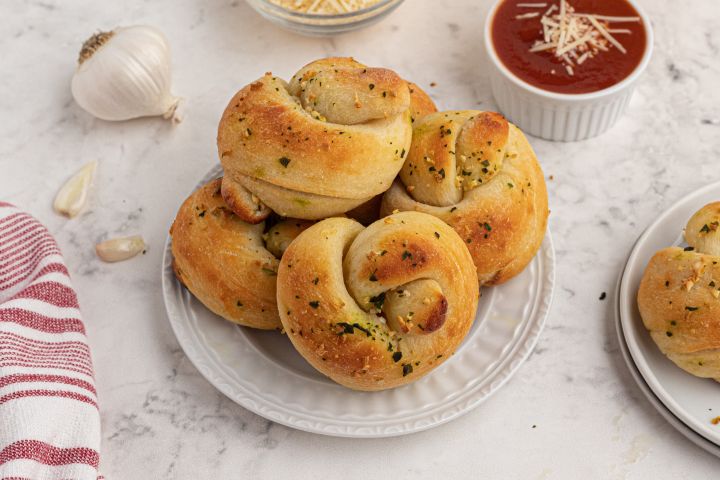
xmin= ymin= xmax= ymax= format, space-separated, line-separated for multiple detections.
xmin=382 ymin=110 xmax=548 ymax=285
xmin=218 ymin=57 xmax=414 ymax=221
xmin=170 ymin=178 xmax=311 ymax=329
xmin=276 ymin=211 xmax=479 ymax=391
xmin=638 ymin=202 xmax=720 ymax=381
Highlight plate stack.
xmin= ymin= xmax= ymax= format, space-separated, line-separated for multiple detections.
xmin=616 ymin=181 xmax=720 ymax=457
xmin=162 ymin=165 xmax=556 ymax=437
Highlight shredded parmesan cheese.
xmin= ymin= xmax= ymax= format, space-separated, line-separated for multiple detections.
xmin=515 ymin=0 xmax=640 ymax=75
xmin=576 ymin=13 xmax=641 ymax=22
xmin=587 ymin=14 xmax=627 ymax=54
xmin=269 ymin=0 xmax=382 ymax=14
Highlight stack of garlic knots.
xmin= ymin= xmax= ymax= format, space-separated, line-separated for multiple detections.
xmin=170 ymin=57 xmax=549 ymax=390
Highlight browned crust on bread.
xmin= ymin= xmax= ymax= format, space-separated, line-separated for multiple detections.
xmin=220 ymin=176 xmax=271 ymax=224
xmin=217 ymin=58 xmax=413 ymax=220
xmin=638 ymin=247 xmax=720 ymax=379
xmin=276 ymin=212 xmax=479 ymax=391
xmin=685 ymin=202 xmax=720 ymax=256
xmin=169 ymin=178 xmax=280 ymax=330
xmin=382 ymin=110 xmax=549 ymax=286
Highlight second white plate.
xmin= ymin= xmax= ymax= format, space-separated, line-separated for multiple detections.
xmin=615 ymin=245 xmax=720 ymax=458
xmin=161 ymin=165 xmax=556 ymax=438
xmin=618 ymin=181 xmax=720 ymax=446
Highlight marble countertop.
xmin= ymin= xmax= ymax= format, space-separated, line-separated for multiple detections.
xmin=2 ymin=0 xmax=720 ymax=477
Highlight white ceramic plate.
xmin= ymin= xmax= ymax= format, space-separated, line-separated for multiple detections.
xmin=619 ymin=181 xmax=720 ymax=446
xmin=614 ymin=248 xmax=720 ymax=458
xmin=162 ymin=165 xmax=555 ymax=438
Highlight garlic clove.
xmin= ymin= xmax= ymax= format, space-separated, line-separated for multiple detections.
xmin=71 ymin=26 xmax=182 ymax=122
xmin=96 ymin=235 xmax=146 ymax=262
xmin=53 ymin=160 xmax=97 ymax=218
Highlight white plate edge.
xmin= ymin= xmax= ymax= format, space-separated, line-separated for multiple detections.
xmin=614 ymin=244 xmax=720 ymax=457
xmin=618 ymin=180 xmax=720 ymax=445
xmin=160 ymin=165 xmax=556 ymax=438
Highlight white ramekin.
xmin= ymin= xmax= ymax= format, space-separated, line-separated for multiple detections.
xmin=483 ymin=0 xmax=654 ymax=142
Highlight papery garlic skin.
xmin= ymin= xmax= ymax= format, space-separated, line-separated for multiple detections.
xmin=96 ymin=235 xmax=146 ymax=262
xmin=71 ymin=26 xmax=181 ymax=122
xmin=53 ymin=160 xmax=97 ymax=218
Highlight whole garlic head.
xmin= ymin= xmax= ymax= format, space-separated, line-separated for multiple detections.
xmin=71 ymin=26 xmax=181 ymax=122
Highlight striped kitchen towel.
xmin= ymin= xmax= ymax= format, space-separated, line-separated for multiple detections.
xmin=0 ymin=202 xmax=101 ymax=480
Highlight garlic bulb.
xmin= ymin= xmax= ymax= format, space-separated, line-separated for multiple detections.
xmin=71 ymin=26 xmax=181 ymax=122
xmin=53 ymin=160 xmax=97 ymax=218
xmin=96 ymin=235 xmax=146 ymax=262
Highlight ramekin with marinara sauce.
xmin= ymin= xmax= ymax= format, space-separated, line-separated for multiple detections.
xmin=484 ymin=0 xmax=653 ymax=142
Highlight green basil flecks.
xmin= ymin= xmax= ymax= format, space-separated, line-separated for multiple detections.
xmin=336 ymin=322 xmax=371 ymax=337
xmin=369 ymin=292 xmax=386 ymax=310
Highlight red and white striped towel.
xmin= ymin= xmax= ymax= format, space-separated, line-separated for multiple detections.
xmin=0 ymin=202 xmax=101 ymax=479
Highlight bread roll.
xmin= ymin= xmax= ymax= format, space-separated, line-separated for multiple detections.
xmin=638 ymin=202 xmax=720 ymax=381
xmin=381 ymin=111 xmax=548 ymax=285
xmin=170 ymin=178 xmax=311 ymax=329
xmin=217 ymin=57 xmax=413 ymax=220
xmin=685 ymin=202 xmax=720 ymax=257
xmin=276 ymin=211 xmax=479 ymax=391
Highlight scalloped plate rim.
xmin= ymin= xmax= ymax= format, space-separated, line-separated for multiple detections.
xmin=161 ymin=164 xmax=556 ymax=438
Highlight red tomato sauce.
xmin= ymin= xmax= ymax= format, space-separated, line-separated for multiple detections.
xmin=491 ymin=0 xmax=647 ymax=94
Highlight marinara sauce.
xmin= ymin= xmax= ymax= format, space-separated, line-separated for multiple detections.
xmin=491 ymin=0 xmax=647 ymax=94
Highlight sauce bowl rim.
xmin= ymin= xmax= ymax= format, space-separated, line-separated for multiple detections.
xmin=483 ymin=0 xmax=654 ymax=102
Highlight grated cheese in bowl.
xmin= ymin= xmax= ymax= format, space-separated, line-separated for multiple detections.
xmin=248 ymin=0 xmax=404 ymax=35
xmin=517 ymin=0 xmax=640 ymax=76
xmin=269 ymin=0 xmax=383 ymax=14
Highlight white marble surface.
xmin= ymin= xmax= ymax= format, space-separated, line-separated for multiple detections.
xmin=2 ymin=0 xmax=720 ymax=477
